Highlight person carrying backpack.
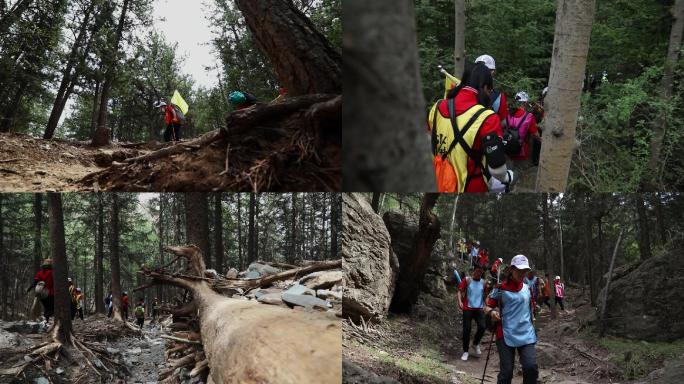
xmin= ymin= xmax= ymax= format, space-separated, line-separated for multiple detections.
xmin=478 ymin=248 xmax=489 ymax=270
xmin=152 ymin=297 xmax=160 ymax=322
xmin=504 ymin=92 xmax=541 ymax=163
xmin=470 ymin=240 xmax=480 ymax=267
xmin=229 ymin=91 xmax=258 ymax=110
xmin=484 ymin=254 xmax=538 ymax=384
xmin=457 ymin=264 xmax=489 ymax=361
xmin=538 ymin=274 xmax=551 ymax=310
xmin=105 ymin=291 xmax=113 ymax=318
xmin=27 ymin=259 xmax=55 ymax=325
xmin=154 ymin=100 xmax=182 ymax=142
xmin=554 ymin=276 xmax=566 ymax=311
xmin=475 ymin=55 xmax=508 ymax=127
xmin=134 ymin=299 xmax=145 ymax=328
xmin=427 ymin=62 xmax=518 ymax=192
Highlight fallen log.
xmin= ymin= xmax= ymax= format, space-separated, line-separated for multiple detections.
xmin=140 ymin=245 xmax=341 ymax=383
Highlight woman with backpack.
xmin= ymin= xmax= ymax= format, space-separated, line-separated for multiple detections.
xmin=505 ymin=91 xmax=541 ymax=165
xmin=457 ymin=264 xmax=489 ymax=361
xmin=484 ymin=254 xmax=538 ymax=384
xmin=154 ymin=100 xmax=182 ymax=142
xmin=427 ymin=62 xmax=518 ymax=192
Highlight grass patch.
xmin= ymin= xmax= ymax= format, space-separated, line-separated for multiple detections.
xmin=362 ymin=344 xmax=453 ymax=383
xmin=598 ymin=336 xmax=684 ymax=380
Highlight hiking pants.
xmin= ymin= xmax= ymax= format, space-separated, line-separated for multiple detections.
xmin=164 ymin=123 xmax=181 ymax=142
xmin=136 ymin=317 xmax=144 ymax=328
xmin=555 ymin=297 xmax=565 ymax=310
xmin=540 ymin=296 xmax=551 ymax=308
xmin=462 ymin=310 xmax=485 ymax=352
xmin=496 ymin=340 xmax=538 ymax=384
xmin=41 ymin=296 xmax=54 ymax=321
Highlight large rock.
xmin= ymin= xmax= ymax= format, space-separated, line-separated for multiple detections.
xmin=247 ymin=262 xmax=282 ymax=277
xmin=598 ymin=248 xmax=684 ymax=341
xmin=342 ymin=193 xmax=398 ymax=322
xmin=299 ymin=270 xmax=344 ymax=290
xmin=343 ymin=360 xmax=400 ymax=384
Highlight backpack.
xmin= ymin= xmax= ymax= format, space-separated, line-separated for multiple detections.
xmin=171 ymin=104 xmax=186 ymax=125
xmin=503 ymin=111 xmax=531 ymax=156
xmin=135 ymin=306 xmax=144 ymax=318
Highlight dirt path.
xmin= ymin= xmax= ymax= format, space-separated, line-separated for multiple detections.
xmin=110 ymin=320 xmax=166 ymax=383
xmin=0 ymin=133 xmax=152 ymax=192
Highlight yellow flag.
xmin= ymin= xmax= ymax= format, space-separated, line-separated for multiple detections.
xmin=170 ymin=90 xmax=189 ymax=115
xmin=444 ymin=72 xmax=461 ymax=99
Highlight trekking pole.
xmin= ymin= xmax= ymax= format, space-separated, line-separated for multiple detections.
xmin=480 ymin=328 xmax=496 ymax=384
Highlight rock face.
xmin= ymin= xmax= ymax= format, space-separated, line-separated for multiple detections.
xmin=342 ymin=360 xmax=400 ymax=384
xmin=414 ymin=238 xmax=452 ymax=319
xmin=342 ymin=193 xmax=398 ymax=322
xmin=383 ymin=209 xmax=440 ymax=313
xmin=599 ymin=248 xmax=684 ymax=341
xmin=299 ymin=270 xmax=344 ymax=290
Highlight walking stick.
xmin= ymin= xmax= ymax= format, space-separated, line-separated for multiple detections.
xmin=480 ymin=328 xmax=496 ymax=384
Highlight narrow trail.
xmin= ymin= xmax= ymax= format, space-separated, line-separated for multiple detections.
xmin=110 ymin=320 xmax=166 ymax=383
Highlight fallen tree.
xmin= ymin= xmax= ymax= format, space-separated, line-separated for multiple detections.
xmin=138 ymin=245 xmax=342 ymax=383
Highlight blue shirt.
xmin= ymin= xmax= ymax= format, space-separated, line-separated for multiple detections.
xmin=489 ymin=283 xmax=536 ymax=347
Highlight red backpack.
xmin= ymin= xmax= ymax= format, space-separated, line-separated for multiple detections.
xmin=504 ymin=111 xmax=533 ymax=156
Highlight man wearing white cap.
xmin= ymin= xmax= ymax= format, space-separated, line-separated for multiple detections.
xmin=475 ymin=54 xmax=508 ymax=126
xmin=484 ymin=254 xmax=538 ymax=384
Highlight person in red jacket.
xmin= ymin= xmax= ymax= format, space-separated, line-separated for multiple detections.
xmin=478 ymin=248 xmax=489 ymax=270
xmin=155 ymin=100 xmax=181 ymax=142
xmin=28 ymin=259 xmax=55 ymax=323
xmin=506 ymin=91 xmax=541 ymax=164
xmin=475 ymin=54 xmax=508 ymax=126
xmin=122 ymin=292 xmax=129 ymax=320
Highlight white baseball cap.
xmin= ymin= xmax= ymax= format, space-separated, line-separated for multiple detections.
xmin=555 ymin=275 xmax=561 ymax=280
xmin=510 ymin=255 xmax=530 ymax=270
xmin=515 ymin=91 xmax=530 ymax=103
xmin=498 ymin=258 xmax=503 ymax=262
xmin=475 ymin=55 xmax=496 ymax=70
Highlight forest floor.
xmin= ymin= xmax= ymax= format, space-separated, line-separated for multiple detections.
xmin=0 ymin=133 xmax=156 ymax=192
xmin=0 ymin=314 xmax=167 ymax=383
xmin=343 ymin=283 xmax=684 ymax=384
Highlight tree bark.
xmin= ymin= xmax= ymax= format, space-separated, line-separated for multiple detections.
xmin=248 ymin=193 xmax=255 ymax=264
xmin=454 ymin=0 xmax=466 ymax=76
xmin=213 ymin=194 xmax=223 ymax=274
xmin=33 ymin=193 xmax=43 ymax=273
xmin=185 ymin=193 xmax=211 ymax=269
xmin=343 ymin=0 xmax=434 ymax=191
xmin=0 ymin=195 xmax=4 ymax=319
xmin=646 ymin=0 xmax=684 ymax=189
xmin=535 ymin=0 xmax=596 ymax=192
xmin=542 ymin=194 xmax=557 ymax=319
xmin=290 ymin=193 xmax=298 ymax=264
xmin=237 ymin=194 xmax=243 ymax=270
xmin=234 ymin=0 xmax=341 ymax=96
xmin=110 ymin=193 xmax=123 ymax=321
xmin=599 ymin=228 xmax=624 ymax=337
xmin=635 ymin=194 xmax=652 ymax=260
xmin=389 ymin=193 xmax=441 ymax=312
xmin=95 ymin=193 xmax=105 ymax=313
xmin=47 ymin=193 xmax=72 ymax=344
xmin=330 ymin=193 xmax=338 ymax=260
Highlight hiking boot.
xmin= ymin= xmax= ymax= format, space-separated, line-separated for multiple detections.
xmin=472 ymin=344 xmax=482 ymax=357
xmin=461 ymin=352 xmax=469 ymax=361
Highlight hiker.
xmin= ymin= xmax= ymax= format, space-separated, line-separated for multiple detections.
xmin=538 ymin=274 xmax=551 ymax=309
xmin=154 ymin=100 xmax=181 ymax=142
xmin=74 ymin=288 xmax=84 ymax=320
xmin=475 ymin=55 xmax=508 ymax=126
xmin=484 ymin=254 xmax=538 ymax=384
xmin=504 ymin=91 xmax=541 ymax=164
xmin=457 ymin=264 xmax=489 ymax=361
xmin=490 ymin=257 xmax=503 ymax=282
xmin=105 ymin=291 xmax=113 ymax=318
xmin=122 ymin=292 xmax=129 ymax=320
xmin=229 ymin=91 xmax=258 ymax=110
xmin=554 ymin=276 xmax=566 ymax=311
xmin=470 ymin=240 xmax=480 ymax=266
xmin=427 ymin=62 xmax=518 ymax=192
xmin=27 ymin=259 xmax=55 ymax=324
xmin=478 ymin=247 xmax=489 ymax=270
xmin=68 ymin=278 xmax=77 ymax=320
xmin=134 ymin=299 xmax=145 ymax=329
xmin=152 ymin=297 xmax=160 ymax=322
xmin=458 ymin=238 xmax=468 ymax=262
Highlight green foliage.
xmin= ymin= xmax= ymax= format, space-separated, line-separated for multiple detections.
xmin=599 ymin=336 xmax=684 ymax=380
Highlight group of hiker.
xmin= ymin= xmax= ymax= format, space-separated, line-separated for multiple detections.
xmin=153 ymin=87 xmax=286 ymax=143
xmin=455 ymin=239 xmax=504 ymax=282
xmin=456 ymin=253 xmax=567 ymax=384
xmin=428 ymin=54 xmax=547 ymax=193
xmin=28 ymin=259 xmax=162 ymax=329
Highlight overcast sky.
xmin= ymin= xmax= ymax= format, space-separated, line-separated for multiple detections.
xmin=153 ymin=0 xmax=218 ymax=89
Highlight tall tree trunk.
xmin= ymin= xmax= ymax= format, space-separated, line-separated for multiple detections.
xmin=185 ymin=193 xmax=211 ymax=266
xmin=290 ymin=193 xmax=298 ymax=264
xmin=330 ymin=193 xmax=338 ymax=260
xmin=646 ymin=0 xmax=684 ymax=189
xmin=635 ymin=194 xmax=652 ymax=260
xmin=343 ymin=0 xmax=434 ymax=191
xmin=95 ymin=193 xmax=105 ymax=313
xmin=389 ymin=193 xmax=440 ymax=312
xmin=33 ymin=193 xmax=43 ymax=273
xmin=454 ymin=0 xmax=466 ymax=76
xmin=110 ymin=194 xmax=123 ymax=321
xmin=47 ymin=194 xmax=72 ymax=344
xmin=248 ymin=193 xmax=255 ymax=264
xmin=371 ymin=193 xmax=381 ymax=213
xmin=0 ymin=195 xmax=4 ymax=319
xmin=255 ymin=194 xmax=260 ymax=262
xmin=213 ymin=194 xmax=223 ymax=274
xmin=157 ymin=195 xmax=164 ymax=303
xmin=542 ymin=194 xmax=558 ymax=319
xmin=237 ymin=194 xmax=243 ymax=269
xmin=536 ymin=0 xmax=596 ymax=192
xmin=92 ymin=0 xmax=131 ymax=146
xmin=652 ymin=193 xmax=668 ymax=244
xmin=583 ymin=197 xmax=597 ymax=306
xmin=234 ymin=0 xmax=341 ymax=95
xmin=599 ymin=228 xmax=624 ymax=337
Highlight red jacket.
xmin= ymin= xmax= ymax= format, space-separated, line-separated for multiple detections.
xmin=34 ymin=268 xmax=54 ymax=296
xmin=164 ymin=105 xmax=177 ymax=125
xmin=122 ymin=295 xmax=129 ymax=308
xmin=493 ymin=91 xmax=508 ymax=122
xmin=478 ymin=250 xmax=489 ymax=266
xmin=435 ymin=87 xmax=503 ymax=192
